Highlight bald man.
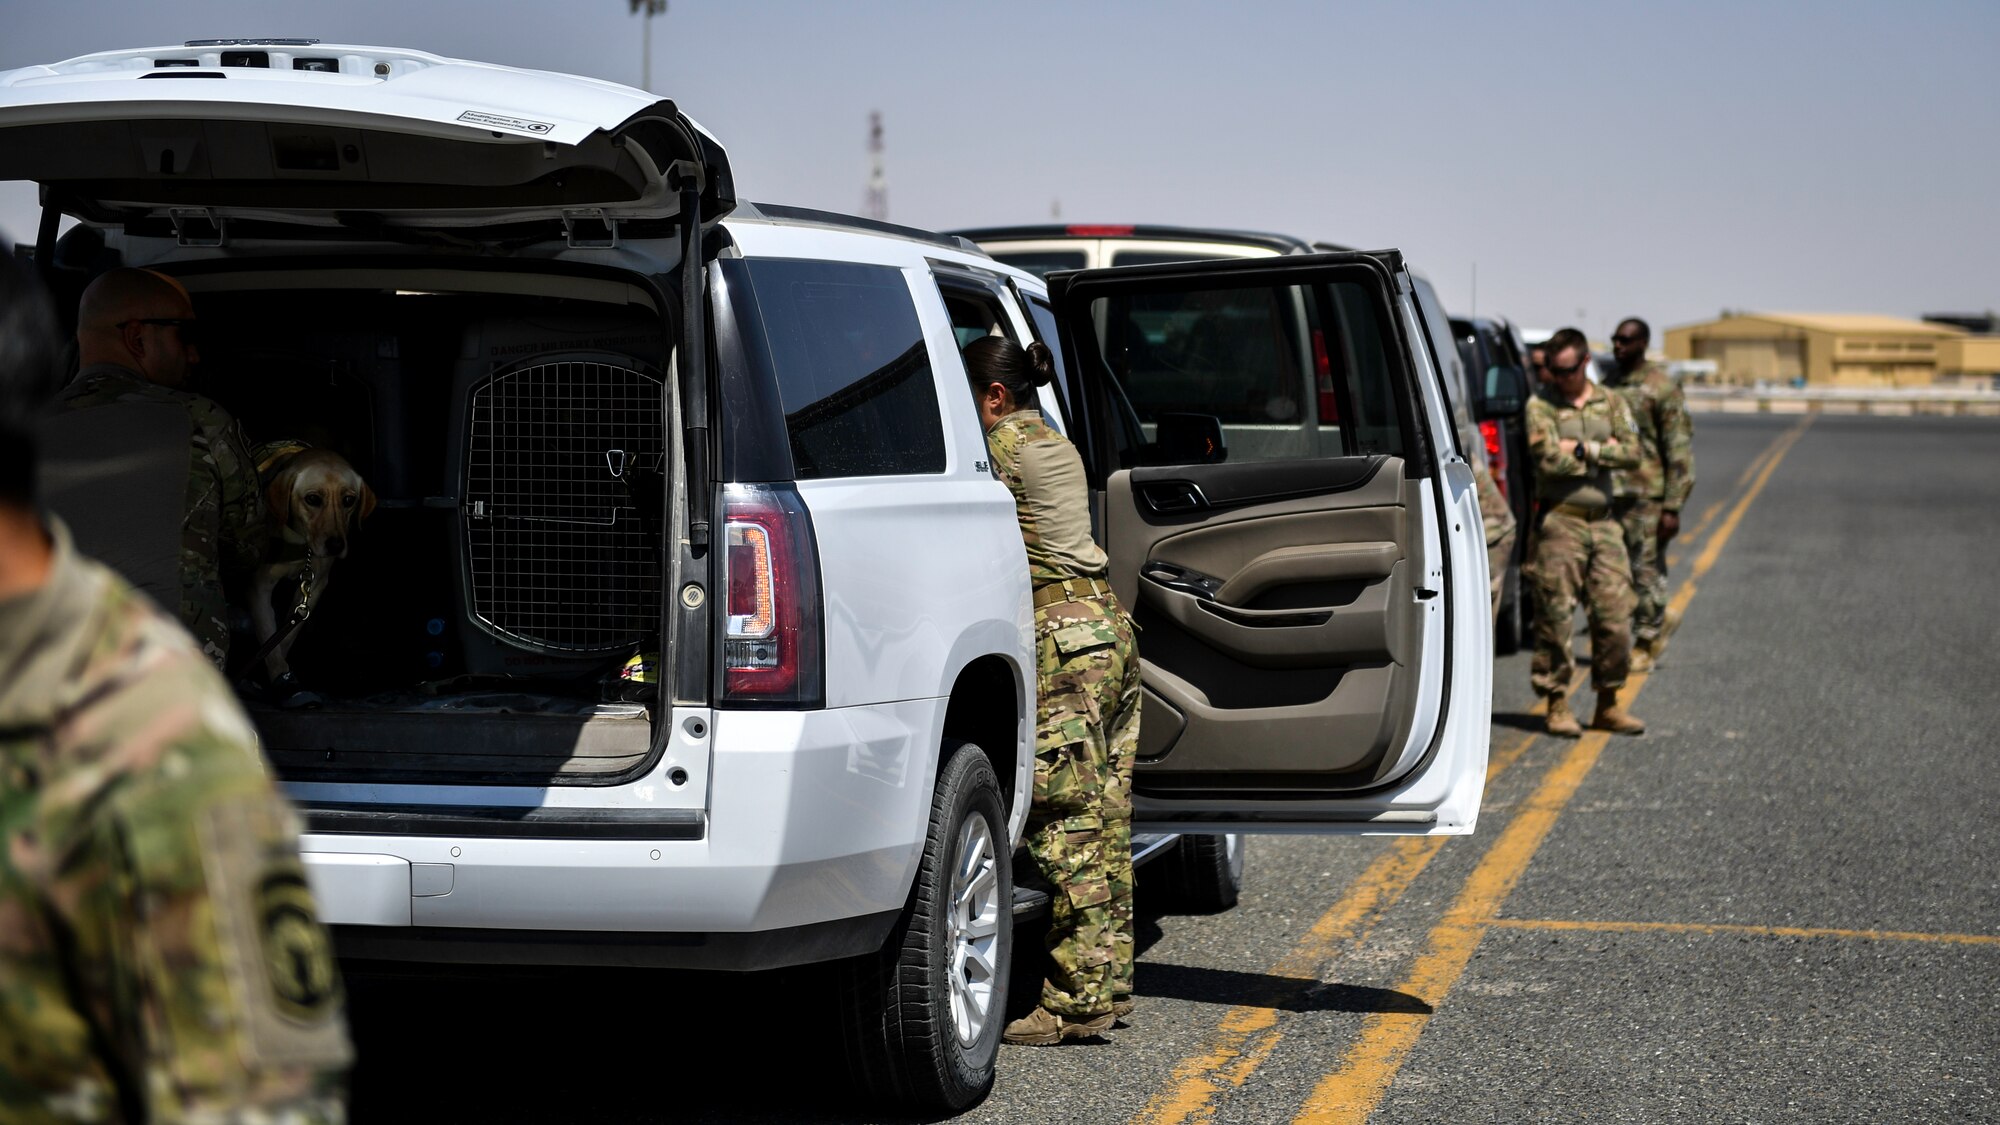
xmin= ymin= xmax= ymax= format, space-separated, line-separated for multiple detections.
xmin=59 ymin=268 xmax=263 ymax=667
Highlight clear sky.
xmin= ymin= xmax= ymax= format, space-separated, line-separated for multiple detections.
xmin=3 ymin=0 xmax=1995 ymax=338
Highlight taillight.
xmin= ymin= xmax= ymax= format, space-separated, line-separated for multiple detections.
xmin=720 ymin=484 xmax=822 ymax=706
xmin=1313 ymin=329 xmax=1340 ymax=424
xmin=1479 ymin=419 xmax=1508 ymax=499
xmin=1065 ymin=224 xmax=1135 ymax=237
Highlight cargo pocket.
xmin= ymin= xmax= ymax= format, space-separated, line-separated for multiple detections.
xmin=1049 ymin=618 xmax=1117 ymax=658
xmin=1050 ymin=815 xmax=1112 ymax=912
xmin=1034 ymin=719 xmax=1105 ymax=816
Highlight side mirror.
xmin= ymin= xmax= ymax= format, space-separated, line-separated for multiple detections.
xmin=1151 ymin=412 xmax=1228 ymax=465
xmin=1479 ymin=365 xmax=1529 ymax=417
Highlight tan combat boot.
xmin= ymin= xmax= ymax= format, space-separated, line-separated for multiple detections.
xmin=1649 ymin=606 xmax=1684 ymax=663
xmin=1591 ymin=689 xmax=1647 ymax=735
xmin=1002 ymin=1006 xmax=1114 ymax=1046
xmin=1629 ymin=646 xmax=1654 ymax=674
xmin=1545 ymin=696 xmax=1583 ymax=738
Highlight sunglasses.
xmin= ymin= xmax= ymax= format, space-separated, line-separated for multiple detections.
xmin=118 ymin=317 xmax=201 ymax=346
xmin=1611 ymin=333 xmax=1644 ymax=346
xmin=1547 ymin=358 xmax=1586 ymax=378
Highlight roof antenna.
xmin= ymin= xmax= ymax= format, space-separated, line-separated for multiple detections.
xmin=864 ymin=111 xmax=888 ymax=221
xmin=630 ymin=0 xmax=667 ymax=91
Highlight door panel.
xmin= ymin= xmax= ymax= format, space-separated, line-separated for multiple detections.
xmin=1108 ymin=461 xmax=1423 ymax=789
xmin=1049 ymin=252 xmax=1489 ymax=833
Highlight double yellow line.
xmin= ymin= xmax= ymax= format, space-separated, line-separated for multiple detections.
xmin=1130 ymin=416 xmax=1813 ymax=1125
xmin=1289 ymin=415 xmax=1813 ymax=1124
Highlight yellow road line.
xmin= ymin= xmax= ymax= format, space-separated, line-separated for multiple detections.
xmin=1668 ymin=415 xmax=1800 ymax=567
xmin=1290 ymin=415 xmax=1812 ymax=1125
xmin=1134 ymin=834 xmax=1447 ymax=1125
xmin=1132 ymin=707 xmax=1562 ymax=1125
xmin=1488 ymin=918 xmax=2000 ymax=947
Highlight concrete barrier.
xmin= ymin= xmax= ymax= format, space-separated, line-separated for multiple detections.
xmin=1685 ymin=389 xmax=2000 ymax=417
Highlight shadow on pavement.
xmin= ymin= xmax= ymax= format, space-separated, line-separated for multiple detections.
xmin=1135 ymin=962 xmax=1432 ymax=1015
xmin=1490 ymin=710 xmax=1548 ymax=733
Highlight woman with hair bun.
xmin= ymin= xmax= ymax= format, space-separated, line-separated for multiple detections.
xmin=963 ymin=335 xmax=1140 ymax=1046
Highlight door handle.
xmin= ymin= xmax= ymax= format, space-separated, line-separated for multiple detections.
xmin=1139 ymin=481 xmax=1208 ymax=514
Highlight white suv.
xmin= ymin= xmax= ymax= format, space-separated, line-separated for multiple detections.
xmin=2 ymin=42 xmax=1492 ymax=1112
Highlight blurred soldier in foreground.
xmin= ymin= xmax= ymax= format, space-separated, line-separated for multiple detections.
xmin=1525 ymin=328 xmax=1646 ymax=737
xmin=1601 ymin=317 xmax=1694 ymax=671
xmin=0 ymin=253 xmax=351 ymax=1123
xmin=58 ymin=267 xmax=263 ymax=668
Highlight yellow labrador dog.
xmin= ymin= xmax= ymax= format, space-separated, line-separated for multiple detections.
xmin=250 ymin=440 xmax=375 ymax=693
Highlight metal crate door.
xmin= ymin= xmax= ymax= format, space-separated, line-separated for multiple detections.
xmin=464 ymin=357 xmax=666 ymax=653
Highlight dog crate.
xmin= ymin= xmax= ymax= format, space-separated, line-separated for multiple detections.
xmin=462 ymin=352 xmax=667 ymax=657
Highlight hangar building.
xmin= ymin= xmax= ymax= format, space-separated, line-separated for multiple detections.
xmin=1664 ymin=312 xmax=2000 ymax=387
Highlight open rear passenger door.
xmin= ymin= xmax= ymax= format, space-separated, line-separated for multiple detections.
xmin=1047 ymin=252 xmax=1490 ymax=834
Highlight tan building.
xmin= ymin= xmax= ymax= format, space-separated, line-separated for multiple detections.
xmin=1664 ymin=312 xmax=2000 ymax=387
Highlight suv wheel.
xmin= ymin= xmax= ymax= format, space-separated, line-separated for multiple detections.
xmin=1156 ymin=832 xmax=1246 ymax=913
xmin=839 ymin=740 xmax=1011 ymax=1112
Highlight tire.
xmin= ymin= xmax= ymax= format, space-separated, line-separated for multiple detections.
xmin=1494 ymin=564 xmax=1524 ymax=655
xmin=1154 ymin=832 xmax=1246 ymax=914
xmin=839 ymin=740 xmax=1011 ymax=1113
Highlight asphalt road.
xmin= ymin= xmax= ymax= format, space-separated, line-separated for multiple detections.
xmin=342 ymin=415 xmax=1999 ymax=1123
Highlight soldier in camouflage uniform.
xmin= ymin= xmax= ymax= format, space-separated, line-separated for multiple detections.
xmin=58 ymin=268 xmax=264 ymax=670
xmin=1474 ymin=459 xmax=1516 ymax=623
xmin=965 ymin=336 xmax=1140 ymax=1045
xmin=0 ymin=253 xmax=351 ymax=1123
xmin=1525 ymin=328 xmax=1647 ymax=737
xmin=1601 ymin=318 xmax=1695 ymax=671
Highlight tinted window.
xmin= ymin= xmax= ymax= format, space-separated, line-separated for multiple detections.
xmin=939 ymin=284 xmax=1019 ymax=351
xmin=1089 ymin=277 xmax=1407 ymax=465
xmin=742 ymin=259 xmax=944 ymax=478
xmin=989 ymin=250 xmax=1086 ymax=278
xmin=1115 ymin=286 xmax=1303 ymax=425
xmin=1327 ymin=281 xmax=1406 ymax=458
xmin=1021 ymin=295 xmax=1074 ymax=434
xmin=1409 ymin=276 xmax=1469 ymax=459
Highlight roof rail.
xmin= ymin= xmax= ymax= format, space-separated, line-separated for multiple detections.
xmin=734 ymin=202 xmax=982 ymax=254
xmin=952 ymin=223 xmax=1324 ymax=255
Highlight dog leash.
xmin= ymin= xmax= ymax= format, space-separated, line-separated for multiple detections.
xmin=236 ymin=554 xmax=317 ymax=682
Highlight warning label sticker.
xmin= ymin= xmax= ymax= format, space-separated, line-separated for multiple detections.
xmin=457 ymin=110 xmax=555 ymax=135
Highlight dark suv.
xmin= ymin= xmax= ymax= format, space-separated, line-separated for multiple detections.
xmin=1449 ymin=317 xmax=1535 ymax=650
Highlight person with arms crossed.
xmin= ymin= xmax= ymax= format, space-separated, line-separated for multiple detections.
xmin=1600 ymin=316 xmax=1694 ymax=671
xmin=1525 ymin=327 xmax=1647 ymax=737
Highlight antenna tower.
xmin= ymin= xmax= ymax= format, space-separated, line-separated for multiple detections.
xmin=864 ymin=111 xmax=888 ymax=221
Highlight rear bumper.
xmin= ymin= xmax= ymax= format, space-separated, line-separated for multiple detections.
xmin=329 ymin=912 xmax=900 ymax=972
xmin=294 ymin=700 xmax=945 ymax=964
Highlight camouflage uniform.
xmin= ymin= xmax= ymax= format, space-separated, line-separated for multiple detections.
xmin=59 ymin=363 xmax=265 ymax=668
xmin=1473 ymin=460 xmax=1517 ymax=623
xmin=987 ymin=409 xmax=1140 ymax=1019
xmin=1525 ymin=384 xmax=1643 ymax=699
xmin=1602 ymin=361 xmax=1696 ymax=647
xmin=0 ymin=518 xmax=350 ymax=1124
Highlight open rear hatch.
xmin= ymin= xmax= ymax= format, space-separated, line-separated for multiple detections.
xmin=0 ymin=41 xmax=734 ymax=239
xmin=9 ymin=43 xmax=733 ymax=788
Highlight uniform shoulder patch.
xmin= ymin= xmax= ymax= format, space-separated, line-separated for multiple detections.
xmin=199 ymin=802 xmax=352 ymax=1068
xmin=256 ymin=870 xmax=341 ymax=1022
